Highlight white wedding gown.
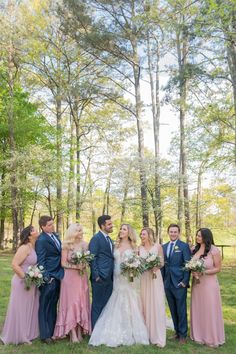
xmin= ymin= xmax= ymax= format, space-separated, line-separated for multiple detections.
xmin=89 ymin=249 xmax=149 ymax=347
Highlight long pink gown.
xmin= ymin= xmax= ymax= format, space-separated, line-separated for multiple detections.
xmin=140 ymin=244 xmax=166 ymax=347
xmin=1 ymin=249 xmax=39 ymax=344
xmin=53 ymin=243 xmax=91 ymax=338
xmin=190 ymin=245 xmax=225 ymax=347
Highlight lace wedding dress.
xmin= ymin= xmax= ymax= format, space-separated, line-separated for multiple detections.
xmin=89 ymin=248 xmax=149 ymax=347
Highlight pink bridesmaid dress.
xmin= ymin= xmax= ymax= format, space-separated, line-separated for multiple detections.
xmin=53 ymin=243 xmax=91 ymax=338
xmin=1 ymin=249 xmax=39 ymax=344
xmin=140 ymin=244 xmax=166 ymax=347
xmin=190 ymin=245 xmax=225 ymax=347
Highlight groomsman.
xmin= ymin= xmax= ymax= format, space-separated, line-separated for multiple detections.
xmin=35 ymin=216 xmax=64 ymax=344
xmin=162 ymin=224 xmax=191 ymax=344
xmin=89 ymin=215 xmax=114 ymax=329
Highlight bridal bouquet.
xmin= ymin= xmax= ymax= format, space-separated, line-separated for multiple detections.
xmin=183 ymin=258 xmax=205 ymax=284
xmin=120 ymin=252 xmax=144 ymax=282
xmin=142 ymin=253 xmax=163 ymax=279
xmin=70 ymin=250 xmax=95 ymax=275
xmin=24 ymin=264 xmax=45 ymax=290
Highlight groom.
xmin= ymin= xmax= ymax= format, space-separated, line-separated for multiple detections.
xmin=89 ymin=215 xmax=114 ymax=329
xmin=162 ymin=224 xmax=191 ymax=344
xmin=35 ymin=216 xmax=64 ymax=343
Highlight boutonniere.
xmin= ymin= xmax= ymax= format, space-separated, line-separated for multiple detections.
xmin=174 ymin=246 xmax=179 ymax=251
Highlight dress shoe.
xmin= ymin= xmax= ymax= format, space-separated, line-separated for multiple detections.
xmin=169 ymin=334 xmax=179 ymax=340
xmin=42 ymin=338 xmax=54 ymax=344
xmin=179 ymin=338 xmax=187 ymax=344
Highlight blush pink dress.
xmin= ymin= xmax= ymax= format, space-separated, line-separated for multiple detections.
xmin=190 ymin=245 xmax=225 ymax=347
xmin=53 ymin=242 xmax=91 ymax=338
xmin=1 ymin=248 xmax=39 ymax=344
xmin=140 ymin=244 xmax=166 ymax=347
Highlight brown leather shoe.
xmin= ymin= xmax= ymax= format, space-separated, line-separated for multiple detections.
xmin=179 ymin=338 xmax=187 ymax=344
xmin=169 ymin=334 xmax=179 ymax=340
xmin=41 ymin=338 xmax=54 ymax=344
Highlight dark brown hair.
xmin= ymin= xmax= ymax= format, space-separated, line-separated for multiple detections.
xmin=19 ymin=225 xmax=33 ymax=246
xmin=39 ymin=215 xmax=53 ymax=229
xmin=167 ymin=223 xmax=180 ymax=233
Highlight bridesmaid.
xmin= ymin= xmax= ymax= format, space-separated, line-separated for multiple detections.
xmin=190 ymin=228 xmax=225 ymax=348
xmin=53 ymin=223 xmax=91 ymax=342
xmin=0 ymin=226 xmax=39 ymax=345
xmin=139 ymin=227 xmax=166 ymax=348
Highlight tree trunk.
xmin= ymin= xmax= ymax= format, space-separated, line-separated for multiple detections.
xmin=56 ymin=90 xmax=63 ymax=234
xmin=176 ymin=28 xmax=191 ymax=243
xmin=102 ymin=170 xmax=112 ymax=215
xmin=67 ymin=115 xmax=76 ymax=227
xmin=224 ymin=12 xmax=236 ymax=165
xmin=8 ymin=1 xmax=19 ymax=250
xmin=131 ymin=33 xmax=149 ymax=227
xmin=196 ymin=166 xmax=203 ymax=229
xmin=147 ymin=32 xmax=162 ymax=241
xmin=120 ymin=168 xmax=131 ymax=224
xmin=0 ymin=170 xmax=6 ymax=249
xmin=88 ymin=165 xmax=96 ymax=234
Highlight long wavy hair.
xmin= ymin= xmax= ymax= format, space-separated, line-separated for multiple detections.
xmin=192 ymin=228 xmax=215 ymax=258
xmin=116 ymin=224 xmax=137 ymax=249
xmin=62 ymin=223 xmax=83 ymax=250
xmin=140 ymin=227 xmax=155 ymax=245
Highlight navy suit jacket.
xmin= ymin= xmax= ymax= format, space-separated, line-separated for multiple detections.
xmin=89 ymin=231 xmax=114 ymax=281
xmin=162 ymin=239 xmax=191 ymax=288
xmin=35 ymin=232 xmax=64 ymax=281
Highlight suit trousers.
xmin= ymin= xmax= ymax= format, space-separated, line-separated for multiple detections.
xmin=165 ymin=283 xmax=188 ymax=338
xmin=38 ymin=279 xmax=60 ymax=339
xmin=91 ymin=279 xmax=113 ymax=329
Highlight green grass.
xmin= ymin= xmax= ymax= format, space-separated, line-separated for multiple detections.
xmin=0 ymin=251 xmax=235 ymax=354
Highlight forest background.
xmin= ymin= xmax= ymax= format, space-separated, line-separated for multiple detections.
xmin=1 ymin=0 xmax=236 ymax=253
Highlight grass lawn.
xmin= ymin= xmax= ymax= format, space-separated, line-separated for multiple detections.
xmin=0 ymin=251 xmax=235 ymax=354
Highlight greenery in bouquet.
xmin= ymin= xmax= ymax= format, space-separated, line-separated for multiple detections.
xmin=70 ymin=250 xmax=95 ymax=275
xmin=24 ymin=264 xmax=45 ymax=290
xmin=183 ymin=258 xmax=206 ymax=284
xmin=142 ymin=252 xmax=163 ymax=279
xmin=120 ymin=252 xmax=144 ymax=282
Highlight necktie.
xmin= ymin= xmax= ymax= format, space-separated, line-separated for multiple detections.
xmin=51 ymin=234 xmax=60 ymax=250
xmin=168 ymin=242 xmax=174 ymax=259
xmin=106 ymin=235 xmax=112 ymax=252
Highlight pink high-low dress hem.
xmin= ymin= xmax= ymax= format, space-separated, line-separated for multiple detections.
xmin=140 ymin=244 xmax=166 ymax=347
xmin=1 ymin=249 xmax=39 ymax=344
xmin=190 ymin=245 xmax=225 ymax=347
xmin=54 ymin=244 xmax=91 ymax=338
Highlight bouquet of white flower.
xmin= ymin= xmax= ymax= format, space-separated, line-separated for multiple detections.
xmin=183 ymin=258 xmax=205 ymax=284
xmin=24 ymin=264 xmax=45 ymax=290
xmin=120 ymin=252 xmax=144 ymax=282
xmin=142 ymin=252 xmax=163 ymax=279
xmin=70 ymin=250 xmax=95 ymax=275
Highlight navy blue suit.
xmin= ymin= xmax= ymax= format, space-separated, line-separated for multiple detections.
xmin=35 ymin=232 xmax=64 ymax=340
xmin=162 ymin=239 xmax=191 ymax=339
xmin=89 ymin=231 xmax=114 ymax=329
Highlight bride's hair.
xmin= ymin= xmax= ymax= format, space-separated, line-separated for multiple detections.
xmin=116 ymin=224 xmax=137 ymax=249
xmin=62 ymin=223 xmax=83 ymax=250
xmin=140 ymin=227 xmax=155 ymax=245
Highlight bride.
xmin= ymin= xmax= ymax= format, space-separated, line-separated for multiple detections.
xmin=89 ymin=224 xmax=149 ymax=347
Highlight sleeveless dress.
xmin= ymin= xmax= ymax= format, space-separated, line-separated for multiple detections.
xmin=53 ymin=243 xmax=91 ymax=337
xmin=140 ymin=244 xmax=166 ymax=347
xmin=89 ymin=248 xmax=149 ymax=347
xmin=190 ymin=245 xmax=225 ymax=347
xmin=0 ymin=248 xmax=39 ymax=344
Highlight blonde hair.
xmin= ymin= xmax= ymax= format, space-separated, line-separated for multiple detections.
xmin=62 ymin=223 xmax=83 ymax=250
xmin=140 ymin=227 xmax=155 ymax=245
xmin=116 ymin=224 xmax=137 ymax=249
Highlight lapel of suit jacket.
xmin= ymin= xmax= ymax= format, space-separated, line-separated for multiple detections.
xmin=98 ymin=230 xmax=113 ymax=254
xmin=44 ymin=232 xmax=60 ymax=252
